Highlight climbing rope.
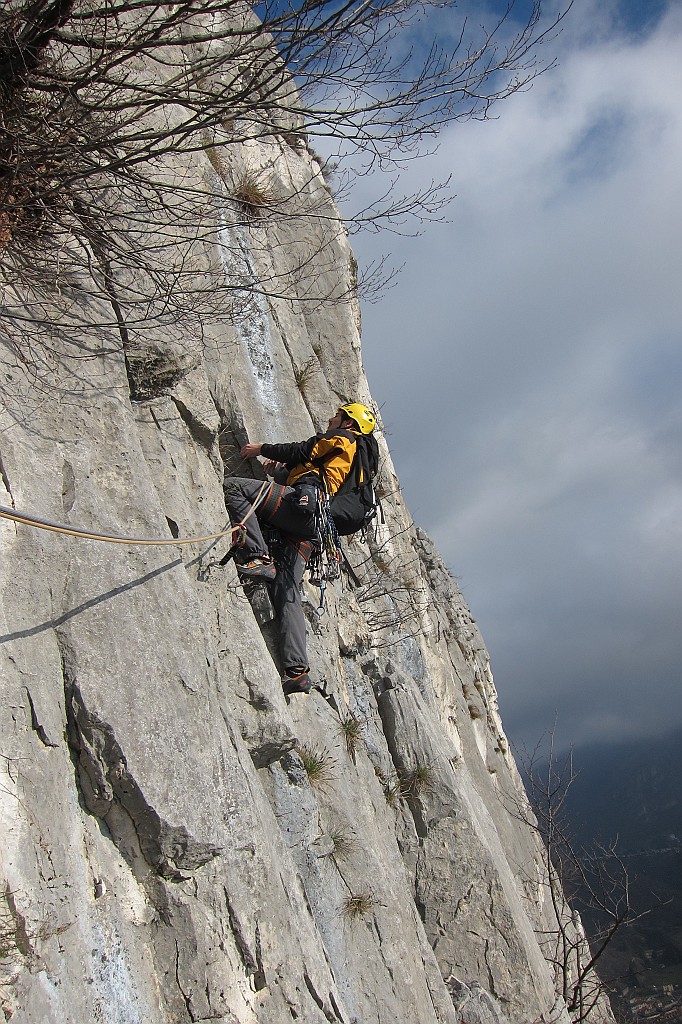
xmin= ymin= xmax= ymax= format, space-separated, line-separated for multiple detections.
xmin=0 ymin=480 xmax=269 ymax=549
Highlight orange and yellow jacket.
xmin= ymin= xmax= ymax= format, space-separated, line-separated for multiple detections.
xmin=260 ymin=428 xmax=358 ymax=495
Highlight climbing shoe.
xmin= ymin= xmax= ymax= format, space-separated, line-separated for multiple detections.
xmin=236 ymin=557 xmax=276 ymax=582
xmin=282 ymin=669 xmax=312 ymax=696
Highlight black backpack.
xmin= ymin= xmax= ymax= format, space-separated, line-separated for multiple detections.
xmin=327 ymin=432 xmax=381 ymax=537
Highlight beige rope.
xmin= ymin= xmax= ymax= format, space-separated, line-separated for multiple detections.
xmin=0 ymin=480 xmax=269 ymax=548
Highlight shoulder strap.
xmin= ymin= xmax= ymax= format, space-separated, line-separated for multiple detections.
xmin=312 ymin=429 xmax=359 ymax=495
xmin=311 ymin=428 xmax=357 ymax=468
xmin=353 ymin=433 xmax=379 ymax=484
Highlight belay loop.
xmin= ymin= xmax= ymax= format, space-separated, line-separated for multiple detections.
xmin=308 ymin=491 xmax=342 ymax=615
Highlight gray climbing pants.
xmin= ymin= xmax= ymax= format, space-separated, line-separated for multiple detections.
xmin=223 ymin=477 xmax=316 ymax=672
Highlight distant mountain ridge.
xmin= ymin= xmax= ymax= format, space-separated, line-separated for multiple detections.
xmin=560 ymin=729 xmax=682 ymax=1016
xmin=565 ymin=727 xmax=682 ymax=853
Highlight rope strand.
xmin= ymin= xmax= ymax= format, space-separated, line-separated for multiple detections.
xmin=0 ymin=480 xmax=269 ymax=549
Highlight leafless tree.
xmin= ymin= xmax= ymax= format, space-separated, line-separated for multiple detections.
xmin=0 ymin=0 xmax=571 ymax=377
xmin=507 ymin=732 xmax=658 ymax=1022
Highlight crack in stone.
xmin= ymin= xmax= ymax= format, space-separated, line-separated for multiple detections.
xmin=454 ymin=883 xmax=475 ymax=918
xmin=0 ymin=450 xmax=13 ymax=503
xmin=375 ymin=689 xmax=430 ymax=838
xmin=483 ymin=937 xmax=496 ymax=997
xmin=175 ymin=938 xmax=195 ymax=1021
xmin=60 ymin=638 xmax=221 ymax=880
xmin=303 ymin=971 xmax=341 ymax=1023
xmin=223 ymin=886 xmax=266 ymax=992
xmin=61 ymin=458 xmax=76 ymax=515
xmin=25 ymin=686 xmax=58 ymax=748
xmin=171 ymin=396 xmax=216 ymax=456
xmin=329 ymin=991 xmax=345 ymax=1024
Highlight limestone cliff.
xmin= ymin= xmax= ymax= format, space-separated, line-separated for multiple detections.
xmin=0 ymin=20 xmax=609 ymax=1023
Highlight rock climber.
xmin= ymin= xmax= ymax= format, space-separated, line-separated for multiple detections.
xmin=223 ymin=403 xmax=376 ymax=696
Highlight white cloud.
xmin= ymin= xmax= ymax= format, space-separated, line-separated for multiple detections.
xmin=351 ymin=2 xmax=682 ymax=750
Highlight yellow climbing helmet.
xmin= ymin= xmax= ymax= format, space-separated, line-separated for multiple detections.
xmin=340 ymin=402 xmax=376 ymax=435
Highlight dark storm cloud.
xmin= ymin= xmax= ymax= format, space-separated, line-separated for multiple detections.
xmin=348 ymin=1 xmax=682 ymax=751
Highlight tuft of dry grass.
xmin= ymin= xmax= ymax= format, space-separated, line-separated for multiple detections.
xmin=383 ymin=778 xmax=403 ymax=808
xmin=296 ymin=744 xmax=337 ymax=790
xmin=340 ymin=890 xmax=377 ymax=920
xmin=231 ymin=170 xmax=279 ymax=217
xmin=337 ymin=714 xmax=364 ymax=759
xmin=326 ymin=824 xmax=359 ymax=862
xmin=372 ymin=765 xmax=402 ymax=807
xmin=292 ymin=356 xmax=320 ymax=397
xmin=400 ymin=762 xmax=436 ymax=799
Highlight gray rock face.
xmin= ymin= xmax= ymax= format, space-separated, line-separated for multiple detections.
xmin=0 ymin=49 xmax=611 ymax=1024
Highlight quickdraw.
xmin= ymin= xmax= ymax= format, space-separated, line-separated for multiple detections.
xmin=308 ymin=491 xmax=342 ymax=615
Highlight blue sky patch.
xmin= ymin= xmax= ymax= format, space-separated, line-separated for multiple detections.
xmin=562 ymin=107 xmax=631 ymax=187
xmin=613 ymin=0 xmax=669 ymax=36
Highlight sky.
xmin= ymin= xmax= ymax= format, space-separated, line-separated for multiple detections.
xmin=342 ymin=0 xmax=682 ymax=753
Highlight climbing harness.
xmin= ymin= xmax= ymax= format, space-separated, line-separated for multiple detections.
xmin=0 ymin=480 xmax=269 ymax=552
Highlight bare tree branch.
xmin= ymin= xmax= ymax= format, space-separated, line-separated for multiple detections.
xmin=504 ymin=729 xmax=664 ymax=1021
xmin=0 ymin=0 xmax=572 ymax=374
